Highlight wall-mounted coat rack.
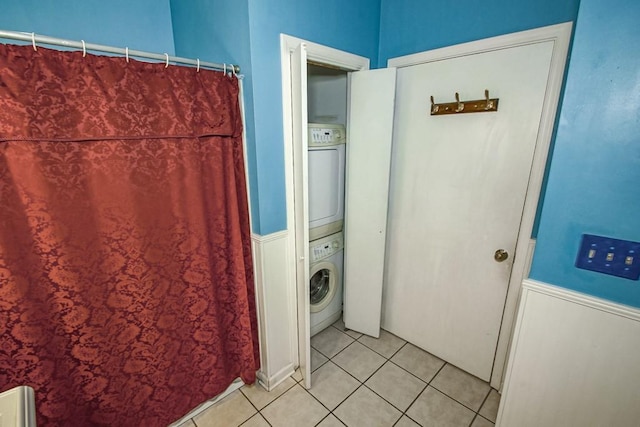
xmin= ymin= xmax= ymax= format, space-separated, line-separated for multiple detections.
xmin=430 ymin=90 xmax=499 ymax=115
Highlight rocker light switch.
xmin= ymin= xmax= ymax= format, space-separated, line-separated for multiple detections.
xmin=575 ymin=234 xmax=640 ymax=280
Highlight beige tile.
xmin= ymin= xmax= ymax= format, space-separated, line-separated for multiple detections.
xmin=358 ymin=329 xmax=405 ymax=358
xmin=312 ymin=347 xmax=329 ymax=372
xmin=241 ymin=376 xmax=296 ymax=410
xmin=261 ymin=384 xmax=328 ymax=427
xmin=309 ymin=361 xmax=360 ymax=410
xmin=332 ymin=341 xmax=386 ymax=382
xmin=471 ymin=415 xmax=495 ymax=427
xmin=317 ymin=414 xmax=346 ymax=427
xmin=311 ymin=326 xmax=354 ymax=358
xmin=394 ymin=416 xmax=421 ymax=427
xmin=193 ymin=390 xmax=256 ymax=427
xmin=406 ymin=386 xmax=475 ymax=427
xmin=479 ymin=388 xmax=500 ymax=423
xmin=332 ymin=318 xmax=363 ymax=339
xmin=365 ymin=362 xmax=426 ymax=411
xmin=334 ymin=386 xmax=401 ymax=427
xmin=391 ymin=343 xmax=445 ymax=383
xmin=292 ymin=368 xmax=303 ymax=382
xmin=430 ymin=364 xmax=491 ymax=411
xmin=240 ymin=413 xmax=270 ymax=427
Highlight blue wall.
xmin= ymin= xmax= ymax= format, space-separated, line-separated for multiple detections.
xmin=378 ymin=0 xmax=580 ymax=67
xmin=530 ymin=0 xmax=640 ymax=308
xmin=170 ymin=0 xmax=260 ymax=232
xmin=246 ymin=0 xmax=382 ymax=234
xmin=0 ymin=0 xmax=175 ymax=54
xmin=243 ymin=0 xmax=579 ymax=235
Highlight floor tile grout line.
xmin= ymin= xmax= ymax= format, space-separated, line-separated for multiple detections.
xmin=315 ymin=332 xmax=401 ymax=426
xmin=234 ymin=390 xmax=267 ymax=427
xmin=387 ymin=357 xmax=442 ymax=385
xmin=268 ymin=322 xmax=495 ymax=427
xmin=245 ymin=377 xmax=299 ymax=415
xmin=476 ymin=387 xmax=494 ymax=418
xmin=359 ymin=381 xmax=416 ymax=417
xmin=410 ymin=361 xmax=494 ymax=416
xmin=314 ymin=412 xmax=347 ymax=427
xmin=324 ymin=333 xmax=409 ymax=422
xmin=239 ymin=412 xmax=272 ymax=427
xmin=426 ymin=384 xmax=488 ymax=420
xmin=428 ymin=378 xmax=492 ymax=414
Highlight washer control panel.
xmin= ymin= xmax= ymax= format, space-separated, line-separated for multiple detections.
xmin=308 ymin=123 xmax=346 ymax=147
xmin=310 ymin=233 xmax=344 ymax=263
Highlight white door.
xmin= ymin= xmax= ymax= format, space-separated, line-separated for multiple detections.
xmin=382 ymin=41 xmax=555 ymax=381
xmin=343 ymin=68 xmax=396 ymax=338
xmin=291 ymin=43 xmax=312 ymax=389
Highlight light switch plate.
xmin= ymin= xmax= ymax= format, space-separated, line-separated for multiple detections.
xmin=575 ymin=234 xmax=640 ymax=280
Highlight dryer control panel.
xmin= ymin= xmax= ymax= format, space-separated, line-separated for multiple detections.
xmin=308 ymin=123 xmax=346 ymax=147
xmin=310 ymin=232 xmax=344 ymax=263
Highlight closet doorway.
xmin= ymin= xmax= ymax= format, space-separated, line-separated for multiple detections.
xmin=281 ymin=23 xmax=572 ymax=390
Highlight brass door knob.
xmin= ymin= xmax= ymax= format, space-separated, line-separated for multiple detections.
xmin=494 ymin=249 xmax=509 ymax=262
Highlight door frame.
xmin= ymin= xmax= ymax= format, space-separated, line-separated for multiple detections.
xmin=388 ymin=22 xmax=572 ymax=389
xmin=280 ymin=34 xmax=370 ymax=376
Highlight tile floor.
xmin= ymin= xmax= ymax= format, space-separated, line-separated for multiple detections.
xmin=177 ymin=318 xmax=500 ymax=427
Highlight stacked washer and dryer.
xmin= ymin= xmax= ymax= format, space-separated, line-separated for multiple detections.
xmin=307 ymin=123 xmax=346 ymax=336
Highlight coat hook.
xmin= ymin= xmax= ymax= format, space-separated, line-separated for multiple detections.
xmin=484 ymin=89 xmax=494 ymax=110
xmin=455 ymin=92 xmax=464 ymax=112
xmin=430 ymin=95 xmax=439 ymax=114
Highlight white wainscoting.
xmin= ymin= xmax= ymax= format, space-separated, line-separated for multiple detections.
xmin=251 ymin=231 xmax=297 ymax=390
xmin=497 ymin=279 xmax=640 ymax=427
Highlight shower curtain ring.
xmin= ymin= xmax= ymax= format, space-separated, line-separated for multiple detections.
xmin=125 ymin=47 xmax=129 ymax=63
xmin=164 ymin=53 xmax=169 ymax=68
xmin=223 ymin=63 xmax=226 ymax=75
xmin=197 ymin=58 xmax=200 ymax=72
xmin=81 ymin=40 xmax=86 ymax=57
xmin=31 ymin=32 xmax=37 ymax=51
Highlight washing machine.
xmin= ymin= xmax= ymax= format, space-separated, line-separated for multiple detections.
xmin=309 ymin=231 xmax=344 ymax=336
xmin=308 ymin=123 xmax=346 ymax=241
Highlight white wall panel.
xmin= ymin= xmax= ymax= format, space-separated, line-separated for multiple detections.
xmin=251 ymin=231 xmax=296 ymax=390
xmin=498 ymin=280 xmax=640 ymax=427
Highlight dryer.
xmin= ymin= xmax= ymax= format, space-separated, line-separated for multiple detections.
xmin=308 ymin=123 xmax=346 ymax=241
xmin=309 ymin=231 xmax=344 ymax=336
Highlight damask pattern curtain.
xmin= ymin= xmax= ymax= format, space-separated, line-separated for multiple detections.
xmin=0 ymin=45 xmax=259 ymax=426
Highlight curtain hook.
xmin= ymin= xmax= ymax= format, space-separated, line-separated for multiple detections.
xmin=164 ymin=53 xmax=169 ymax=68
xmin=31 ymin=32 xmax=37 ymax=51
xmin=196 ymin=58 xmax=200 ymax=72
xmin=81 ymin=40 xmax=86 ymax=58
xmin=125 ymin=47 xmax=129 ymax=63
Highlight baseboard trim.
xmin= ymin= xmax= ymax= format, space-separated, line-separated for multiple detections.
xmin=258 ymin=364 xmax=296 ymax=391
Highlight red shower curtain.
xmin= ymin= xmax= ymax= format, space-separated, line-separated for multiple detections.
xmin=0 ymin=45 xmax=259 ymax=426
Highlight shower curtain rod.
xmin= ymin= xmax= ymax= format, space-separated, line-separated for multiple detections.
xmin=0 ymin=30 xmax=240 ymax=73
